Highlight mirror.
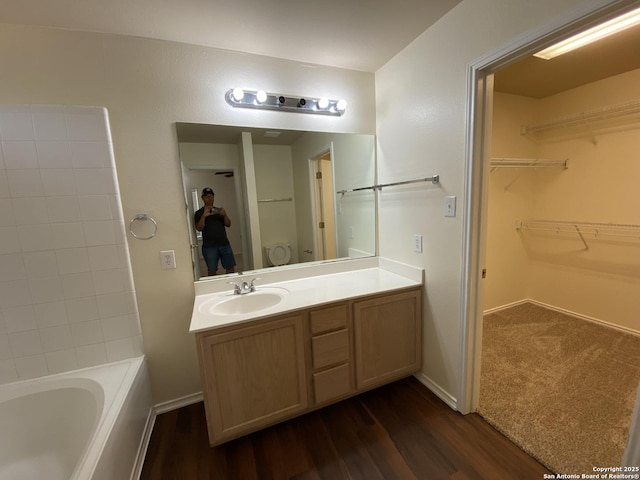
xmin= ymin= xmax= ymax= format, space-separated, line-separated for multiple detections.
xmin=177 ymin=123 xmax=376 ymax=280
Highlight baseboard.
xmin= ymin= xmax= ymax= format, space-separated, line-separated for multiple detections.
xmin=483 ymin=298 xmax=529 ymax=315
xmin=132 ymin=392 xmax=204 ymax=479
xmin=413 ymin=371 xmax=457 ymax=411
xmin=527 ymin=299 xmax=640 ymax=338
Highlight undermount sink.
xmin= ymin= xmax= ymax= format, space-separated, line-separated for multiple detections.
xmin=199 ymin=287 xmax=289 ymax=316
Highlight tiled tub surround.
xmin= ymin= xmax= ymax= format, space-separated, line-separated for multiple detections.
xmin=0 ymin=105 xmax=143 ymax=384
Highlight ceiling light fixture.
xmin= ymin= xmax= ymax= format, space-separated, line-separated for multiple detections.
xmin=534 ymin=6 xmax=640 ymax=59
xmin=225 ymin=88 xmax=346 ymax=116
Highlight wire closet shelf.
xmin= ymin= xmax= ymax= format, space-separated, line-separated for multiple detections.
xmin=515 ymin=220 xmax=640 ymax=250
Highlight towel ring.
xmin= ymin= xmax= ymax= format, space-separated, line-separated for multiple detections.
xmin=129 ymin=213 xmax=157 ymax=240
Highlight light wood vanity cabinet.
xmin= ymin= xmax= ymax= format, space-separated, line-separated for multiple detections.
xmin=196 ymin=286 xmax=421 ymax=446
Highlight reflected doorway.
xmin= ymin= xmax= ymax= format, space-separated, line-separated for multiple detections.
xmin=310 ymin=149 xmax=337 ymax=261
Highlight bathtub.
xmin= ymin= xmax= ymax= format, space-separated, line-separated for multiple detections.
xmin=0 ymin=356 xmax=151 ymax=480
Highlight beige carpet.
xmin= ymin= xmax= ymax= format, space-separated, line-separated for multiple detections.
xmin=478 ymin=302 xmax=640 ymax=474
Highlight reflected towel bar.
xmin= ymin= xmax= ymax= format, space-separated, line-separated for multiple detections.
xmin=337 ymin=174 xmax=439 ymax=195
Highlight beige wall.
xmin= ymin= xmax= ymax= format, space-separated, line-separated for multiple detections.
xmin=486 ymin=68 xmax=640 ymax=332
xmin=0 ymin=24 xmax=375 ymax=404
xmin=375 ymin=0 xmax=614 ymax=402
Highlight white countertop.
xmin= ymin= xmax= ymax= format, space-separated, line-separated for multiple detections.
xmin=189 ymin=258 xmax=423 ymax=333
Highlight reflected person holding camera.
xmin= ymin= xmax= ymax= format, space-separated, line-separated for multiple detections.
xmin=194 ymin=187 xmax=236 ymax=276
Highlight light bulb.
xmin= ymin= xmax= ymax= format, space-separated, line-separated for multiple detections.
xmin=317 ymin=98 xmax=329 ymax=109
xmin=232 ymin=88 xmax=244 ymax=102
xmin=336 ymin=99 xmax=347 ymax=112
xmin=256 ymin=90 xmax=267 ymax=103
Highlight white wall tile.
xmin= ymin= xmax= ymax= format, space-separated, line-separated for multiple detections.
xmin=0 ymin=360 xmax=18 ymax=384
xmin=34 ymin=301 xmax=67 ymax=329
xmin=0 ymin=226 xmax=20 ymax=254
xmin=0 ymin=253 xmax=26 ymax=281
xmin=0 ymin=280 xmax=31 ymax=308
xmin=41 ymin=169 xmax=76 ymax=197
xmin=2 ymin=141 xmax=38 ymax=169
xmin=55 ymin=247 xmax=89 ymax=274
xmin=36 ymin=141 xmax=73 ymax=169
xmin=45 ymin=349 xmax=78 ymax=374
xmin=28 ymin=275 xmax=64 ymax=304
xmin=0 ymin=171 xmax=11 ymax=198
xmin=40 ymin=325 xmax=73 ymax=352
xmin=50 ymin=222 xmax=85 ymax=249
xmin=47 ymin=196 xmax=80 ymax=223
xmin=0 ymin=144 xmax=5 ymax=169
xmin=105 ymin=337 xmax=134 ymax=362
xmin=65 ymin=112 xmax=109 ymax=142
xmin=70 ymin=320 xmax=103 ymax=346
xmin=93 ymin=269 xmax=127 ymax=295
xmin=0 ymin=112 xmax=35 ymax=141
xmin=12 ymin=197 xmax=49 ymax=225
xmin=61 ymin=272 xmax=95 ymax=299
xmin=17 ymin=224 xmax=53 ymax=252
xmin=101 ymin=315 xmax=131 ymax=341
xmin=78 ymin=195 xmax=113 ymax=221
xmin=33 ymin=112 xmax=68 ymax=141
xmin=75 ymin=343 xmax=107 ymax=368
xmin=71 ymin=142 xmax=111 ymax=169
xmin=7 ymin=169 xmax=43 ymax=197
xmin=14 ymin=354 xmax=47 ymax=379
xmin=22 ymin=250 xmax=58 ymax=278
xmin=75 ymin=169 xmax=116 ymax=196
xmin=87 ymin=245 xmax=119 ymax=270
xmin=0 ymin=336 xmax=12 ymax=360
xmin=2 ymin=305 xmax=36 ymax=333
xmin=9 ymin=330 xmax=43 ymax=357
xmin=83 ymin=220 xmax=117 ymax=247
xmin=0 ymin=199 xmax=14 ymax=226
xmin=65 ymin=296 xmax=99 ymax=323
xmin=97 ymin=291 xmax=137 ymax=318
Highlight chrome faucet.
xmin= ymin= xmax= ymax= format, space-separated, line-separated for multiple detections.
xmin=228 ymin=277 xmax=260 ymax=295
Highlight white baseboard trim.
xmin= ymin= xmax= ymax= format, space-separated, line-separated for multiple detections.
xmin=413 ymin=371 xmax=457 ymax=411
xmin=527 ymin=299 xmax=640 ymax=338
xmin=132 ymin=392 xmax=204 ymax=479
xmin=484 ymin=298 xmax=640 ymax=337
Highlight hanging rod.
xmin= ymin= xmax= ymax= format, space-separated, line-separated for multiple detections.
xmin=257 ymin=197 xmax=293 ymax=203
xmin=516 ymin=219 xmax=640 ymax=250
xmin=337 ymin=174 xmax=439 ymax=195
xmin=490 ymin=158 xmax=568 ymax=169
xmin=521 ymin=99 xmax=640 ymax=135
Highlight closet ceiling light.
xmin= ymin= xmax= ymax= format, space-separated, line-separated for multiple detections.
xmin=225 ymin=88 xmax=346 ymax=116
xmin=534 ymin=6 xmax=640 ymax=60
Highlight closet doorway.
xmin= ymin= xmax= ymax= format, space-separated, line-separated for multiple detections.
xmin=462 ymin=0 xmax=640 ymax=472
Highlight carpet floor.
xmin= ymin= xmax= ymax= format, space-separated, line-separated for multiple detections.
xmin=478 ymin=301 xmax=640 ymax=474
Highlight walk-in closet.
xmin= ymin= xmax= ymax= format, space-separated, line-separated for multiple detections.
xmin=477 ymin=24 xmax=640 ymax=473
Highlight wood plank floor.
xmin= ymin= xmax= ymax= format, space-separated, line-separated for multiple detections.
xmin=140 ymin=377 xmax=552 ymax=479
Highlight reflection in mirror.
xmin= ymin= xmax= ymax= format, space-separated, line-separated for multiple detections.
xmin=176 ymin=123 xmax=376 ymax=281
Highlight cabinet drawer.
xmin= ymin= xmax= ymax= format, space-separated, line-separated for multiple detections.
xmin=311 ymin=329 xmax=350 ymax=369
xmin=313 ymin=363 xmax=351 ymax=404
xmin=309 ymin=304 xmax=348 ymax=335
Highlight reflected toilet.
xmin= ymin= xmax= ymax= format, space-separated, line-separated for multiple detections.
xmin=265 ymin=243 xmax=291 ymax=266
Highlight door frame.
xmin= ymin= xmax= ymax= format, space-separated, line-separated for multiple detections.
xmin=459 ymin=0 xmax=637 ymax=414
xmin=307 ymin=142 xmax=337 ymax=261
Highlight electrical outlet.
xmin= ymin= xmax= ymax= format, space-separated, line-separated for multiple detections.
xmin=160 ymin=250 xmax=176 ymax=269
xmin=444 ymin=196 xmax=456 ymax=217
xmin=413 ymin=234 xmax=423 ymax=253
xmin=350 ymin=227 xmax=355 ymax=239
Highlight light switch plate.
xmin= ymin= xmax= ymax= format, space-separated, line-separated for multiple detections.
xmin=444 ymin=196 xmax=456 ymax=217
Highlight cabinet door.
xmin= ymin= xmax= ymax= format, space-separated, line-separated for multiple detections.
xmin=198 ymin=315 xmax=308 ymax=445
xmin=353 ymin=289 xmax=422 ymax=390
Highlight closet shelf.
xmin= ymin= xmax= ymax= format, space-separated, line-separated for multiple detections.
xmin=515 ymin=220 xmax=640 ymax=250
xmin=490 ymin=158 xmax=568 ymax=169
xmin=520 ymin=99 xmax=640 ymax=137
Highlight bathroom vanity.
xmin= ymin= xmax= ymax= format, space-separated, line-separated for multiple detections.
xmin=190 ymin=258 xmax=423 ymax=446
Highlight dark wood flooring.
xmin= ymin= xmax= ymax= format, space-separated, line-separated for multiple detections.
xmin=140 ymin=377 xmax=551 ymax=479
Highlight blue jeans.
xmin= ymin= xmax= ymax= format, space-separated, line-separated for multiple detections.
xmin=202 ymin=244 xmax=236 ymax=275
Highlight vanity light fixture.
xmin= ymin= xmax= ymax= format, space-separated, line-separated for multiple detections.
xmin=534 ymin=6 xmax=640 ymax=59
xmin=225 ymin=88 xmax=347 ymax=116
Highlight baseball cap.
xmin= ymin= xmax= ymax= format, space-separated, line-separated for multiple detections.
xmin=202 ymin=188 xmax=214 ymax=196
